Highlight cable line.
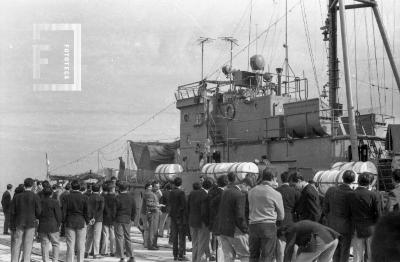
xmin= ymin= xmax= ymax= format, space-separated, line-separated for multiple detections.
xmin=371 ymin=10 xmax=382 ymax=115
xmin=50 ymin=101 xmax=176 ymax=172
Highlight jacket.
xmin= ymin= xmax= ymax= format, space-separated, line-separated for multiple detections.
xmin=296 ymin=184 xmax=321 ymax=222
xmin=217 ymin=185 xmax=248 ymax=237
xmin=10 ymin=190 xmax=41 ymax=229
xmin=208 ymin=186 xmax=223 ymax=232
xmin=103 ymin=193 xmax=117 ymax=225
xmin=115 ymin=192 xmax=136 ymax=224
xmin=62 ymin=191 xmax=89 ymax=229
xmin=348 ymin=186 xmax=382 ymax=238
xmin=188 ymin=188 xmax=208 ymax=228
xmin=38 ymin=197 xmax=62 ymax=233
xmin=141 ymin=190 xmax=158 ymax=215
xmin=1 ymin=191 xmax=11 ymax=213
xmin=87 ymin=193 xmax=105 ymax=222
xmin=323 ymin=184 xmax=353 ymax=235
xmin=168 ymin=187 xmax=187 ymax=225
xmin=276 ymin=184 xmax=300 ymax=226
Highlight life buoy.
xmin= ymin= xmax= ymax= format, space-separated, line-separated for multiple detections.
xmin=225 ymin=103 xmax=236 ymax=120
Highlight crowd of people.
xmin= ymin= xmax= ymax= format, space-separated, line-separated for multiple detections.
xmin=2 ymin=177 xmax=137 ymax=262
xmin=1 ymin=168 xmax=400 ymax=262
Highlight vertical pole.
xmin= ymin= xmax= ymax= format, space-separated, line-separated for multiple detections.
xmin=328 ymin=0 xmax=339 ymax=112
xmin=230 ymin=41 xmax=233 ymax=90
xmin=248 ymin=0 xmax=253 ymax=71
xmin=371 ymin=3 xmax=400 ymax=93
xmin=226 ymin=120 xmax=230 ymax=162
xmin=285 ymin=0 xmax=289 ymax=94
xmin=97 ymin=151 xmax=100 ymax=172
xmin=256 ymin=24 xmax=258 ymax=54
xmin=201 ymin=42 xmax=204 ymax=80
xmin=126 ymin=143 xmax=129 ymax=182
xmin=338 ymin=0 xmax=359 ymax=161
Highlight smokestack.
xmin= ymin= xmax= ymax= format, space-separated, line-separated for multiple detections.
xmin=276 ymin=68 xmax=283 ymax=95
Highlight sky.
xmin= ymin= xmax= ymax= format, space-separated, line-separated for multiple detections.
xmin=0 ymin=0 xmax=399 ymax=187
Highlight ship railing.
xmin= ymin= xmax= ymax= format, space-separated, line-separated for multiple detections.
xmin=283 ymin=77 xmax=309 ymax=100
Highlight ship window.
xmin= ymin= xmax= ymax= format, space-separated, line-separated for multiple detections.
xmin=184 ymin=113 xmax=189 ymax=122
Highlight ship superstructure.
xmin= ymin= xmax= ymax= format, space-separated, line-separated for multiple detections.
xmin=175 ymin=0 xmax=398 ymax=183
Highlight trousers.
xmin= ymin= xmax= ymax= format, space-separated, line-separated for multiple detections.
xmin=333 ymin=233 xmax=352 ymax=262
xmin=40 ymin=232 xmax=60 ymax=262
xmin=65 ymin=226 xmax=87 ymax=262
xmin=11 ymin=227 xmax=35 ymax=262
xmin=295 ymin=238 xmax=338 ymax=262
xmin=170 ymin=219 xmax=186 ymax=258
xmin=115 ymin=222 xmax=135 ymax=259
xmin=249 ymin=223 xmax=277 ymax=262
xmin=101 ymin=224 xmax=115 ymax=255
xmin=219 ymin=228 xmax=250 ymax=262
xmin=190 ymin=223 xmax=210 ymax=262
xmin=3 ymin=211 xmax=10 ymax=234
xmin=143 ymin=211 xmax=159 ymax=248
xmin=85 ymin=221 xmax=102 ymax=255
xmin=352 ymin=235 xmax=372 ymax=262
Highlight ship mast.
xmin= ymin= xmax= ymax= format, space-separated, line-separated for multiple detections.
xmin=338 ymin=0 xmax=359 ymax=161
xmin=327 ymin=0 xmax=400 ymax=161
xmin=284 ymin=0 xmax=289 ymax=95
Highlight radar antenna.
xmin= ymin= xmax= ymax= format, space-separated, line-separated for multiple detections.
xmin=219 ymin=36 xmax=238 ymax=89
xmin=197 ymin=37 xmax=214 ymax=80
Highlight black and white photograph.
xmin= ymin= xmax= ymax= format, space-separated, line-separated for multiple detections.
xmin=1 ymin=0 xmax=400 ymax=261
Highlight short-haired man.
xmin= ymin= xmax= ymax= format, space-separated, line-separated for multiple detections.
xmin=114 ymin=181 xmax=136 ymax=262
xmin=323 ymin=170 xmax=355 ymax=262
xmin=141 ymin=181 xmax=163 ymax=250
xmin=85 ymin=184 xmax=105 ymax=259
xmin=290 ymin=172 xmax=321 ymax=222
xmin=208 ymin=175 xmax=228 ymax=261
xmin=168 ymin=177 xmax=189 ymax=261
xmin=217 ymin=172 xmax=249 ymax=262
xmin=63 ymin=179 xmax=89 ymax=262
xmin=349 ymin=173 xmax=382 ymax=262
xmin=387 ymin=169 xmax=400 ymax=212
xmin=38 ymin=187 xmax=62 ymax=262
xmin=101 ymin=182 xmax=117 ymax=256
xmin=10 ymin=178 xmax=41 ymax=262
xmin=188 ymin=178 xmax=211 ymax=262
xmin=2 ymin=184 xmax=13 ymax=235
xmin=152 ymin=181 xmax=162 ymax=247
xmin=248 ymin=170 xmax=284 ymax=262
xmin=278 ymin=220 xmax=339 ymax=262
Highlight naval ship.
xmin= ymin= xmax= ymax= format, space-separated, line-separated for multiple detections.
xmin=166 ymin=0 xmax=400 ymax=191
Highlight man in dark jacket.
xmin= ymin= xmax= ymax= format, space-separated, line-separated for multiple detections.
xmin=323 ymin=170 xmax=355 ymax=262
xmin=2 ymin=184 xmax=12 ymax=235
xmin=101 ymin=182 xmax=117 ymax=256
xmin=217 ymin=172 xmax=249 ymax=262
xmin=63 ymin=179 xmax=89 ymax=262
xmin=38 ymin=186 xmax=62 ymax=262
xmin=276 ymin=172 xmax=300 ymax=262
xmin=10 ymin=178 xmax=41 ymax=262
xmin=114 ymin=181 xmax=136 ymax=262
xmin=188 ymin=180 xmax=211 ymax=262
xmin=207 ymin=175 xmax=228 ymax=261
xmin=168 ymin=177 xmax=189 ymax=261
xmin=290 ymin=172 xmax=321 ymax=222
xmin=279 ymin=220 xmax=339 ymax=262
xmin=59 ymin=184 xmax=70 ymax=237
xmin=141 ymin=181 xmax=162 ymax=250
xmin=349 ymin=173 xmax=382 ymax=262
xmin=85 ymin=183 xmax=105 ymax=259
